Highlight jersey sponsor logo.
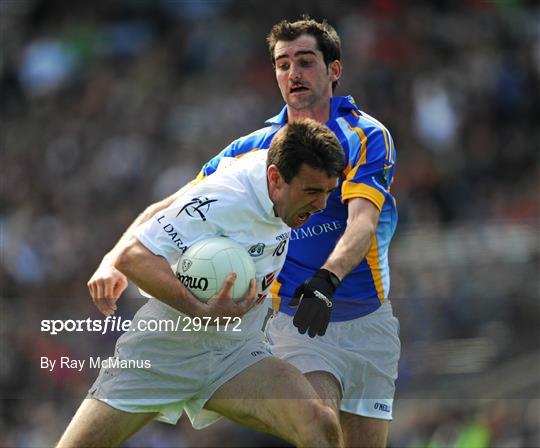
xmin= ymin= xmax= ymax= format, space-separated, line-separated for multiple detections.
xmin=177 ymin=196 xmax=218 ymax=221
xmin=157 ymin=215 xmax=188 ymax=253
xmin=248 ymin=243 xmax=265 ymax=257
xmin=290 ymin=221 xmax=342 ymax=241
xmin=182 ymin=259 xmax=192 ymax=272
xmin=374 ymin=402 xmax=391 ymax=412
xmin=176 ymin=273 xmax=209 ymax=291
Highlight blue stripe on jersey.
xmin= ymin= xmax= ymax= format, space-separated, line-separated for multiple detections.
xmin=199 ymin=96 xmax=397 ymax=321
xmin=377 ymin=201 xmax=398 ymax=297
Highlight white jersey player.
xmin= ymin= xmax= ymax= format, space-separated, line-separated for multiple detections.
xmin=135 ymin=151 xmax=291 ymax=338
xmin=57 ymin=119 xmax=346 ymax=447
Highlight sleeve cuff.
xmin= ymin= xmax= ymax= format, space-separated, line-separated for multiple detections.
xmin=341 ymin=182 xmax=385 ymax=211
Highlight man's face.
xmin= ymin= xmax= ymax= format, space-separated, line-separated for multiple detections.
xmin=270 ymin=164 xmax=339 ymax=228
xmin=274 ymin=34 xmax=340 ymax=112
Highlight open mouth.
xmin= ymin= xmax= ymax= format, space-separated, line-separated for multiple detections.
xmin=290 ymin=86 xmax=309 ymax=94
xmin=298 ymin=212 xmax=311 ymax=222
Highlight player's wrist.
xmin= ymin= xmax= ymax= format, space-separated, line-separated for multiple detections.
xmin=314 ymin=268 xmax=341 ymax=292
xmin=102 ymin=250 xmax=123 ymax=267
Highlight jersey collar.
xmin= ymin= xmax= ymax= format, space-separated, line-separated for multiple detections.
xmin=264 ymin=95 xmax=358 ymax=126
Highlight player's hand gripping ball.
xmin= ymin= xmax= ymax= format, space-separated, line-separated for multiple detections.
xmin=176 ymin=237 xmax=256 ymax=302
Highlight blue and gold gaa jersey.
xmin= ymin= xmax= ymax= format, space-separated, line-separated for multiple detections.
xmin=197 ymin=96 xmax=397 ymax=321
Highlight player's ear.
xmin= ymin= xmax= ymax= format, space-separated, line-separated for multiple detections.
xmin=267 ymin=164 xmax=284 ymax=188
xmin=329 ymin=60 xmax=342 ymax=83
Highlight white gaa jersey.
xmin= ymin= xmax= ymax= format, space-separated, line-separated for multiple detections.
xmin=136 ymin=150 xmax=290 ymax=337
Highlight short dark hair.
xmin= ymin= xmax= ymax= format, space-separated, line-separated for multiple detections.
xmin=267 ymin=16 xmax=342 ymax=92
xmin=267 ymin=119 xmax=345 ymax=183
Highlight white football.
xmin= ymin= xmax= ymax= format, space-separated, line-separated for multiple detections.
xmin=175 ymin=237 xmax=256 ymax=303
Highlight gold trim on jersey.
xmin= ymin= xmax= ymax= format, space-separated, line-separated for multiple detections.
xmin=343 ymin=125 xmax=368 ymax=178
xmin=366 ymin=234 xmax=385 ymax=302
xmin=235 ymin=148 xmax=260 ymax=158
xmin=341 ymin=183 xmax=385 ymax=211
xmin=270 ymin=278 xmax=283 ymax=311
xmin=351 ymin=109 xmax=392 ymax=162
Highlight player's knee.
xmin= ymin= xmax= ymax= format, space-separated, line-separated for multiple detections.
xmin=294 ymin=400 xmax=341 ymax=447
xmin=313 ymin=401 xmax=341 ymax=440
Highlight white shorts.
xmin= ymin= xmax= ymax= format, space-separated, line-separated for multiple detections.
xmin=89 ymin=300 xmax=271 ymax=429
xmin=266 ymin=300 xmax=400 ymax=420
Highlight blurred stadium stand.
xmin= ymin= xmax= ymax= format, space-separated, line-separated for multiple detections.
xmin=1 ymin=0 xmax=539 ymax=446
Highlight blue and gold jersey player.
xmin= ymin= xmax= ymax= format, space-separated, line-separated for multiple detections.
xmin=199 ymin=94 xmax=399 ymax=435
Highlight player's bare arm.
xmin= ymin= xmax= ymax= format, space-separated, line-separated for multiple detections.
xmin=291 ymin=197 xmax=380 ymax=337
xmin=115 ymin=239 xmax=258 ymax=319
xmin=88 ymin=184 xmax=192 ymax=316
xmin=322 ymin=197 xmax=380 ymax=280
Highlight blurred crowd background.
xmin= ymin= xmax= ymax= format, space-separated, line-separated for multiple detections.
xmin=1 ymin=0 xmax=539 ymax=446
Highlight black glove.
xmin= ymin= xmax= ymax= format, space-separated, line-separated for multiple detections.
xmin=290 ymin=268 xmax=341 ymax=338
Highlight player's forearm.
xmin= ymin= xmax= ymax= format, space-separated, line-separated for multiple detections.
xmin=115 ymin=240 xmax=204 ymax=317
xmin=103 ymin=185 xmax=193 ymax=262
xmin=322 ymin=198 xmax=380 ymax=280
xmin=322 ymin=218 xmax=374 ymax=280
